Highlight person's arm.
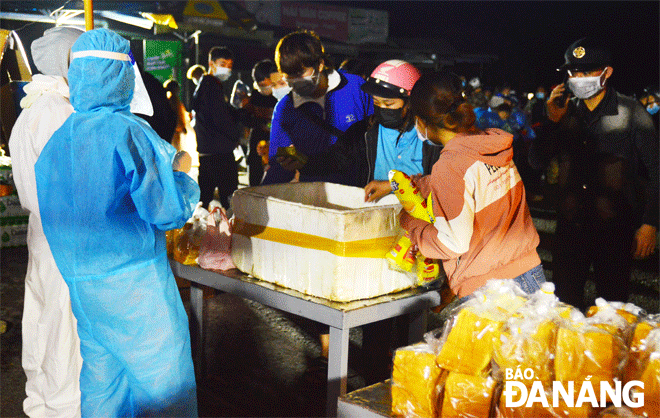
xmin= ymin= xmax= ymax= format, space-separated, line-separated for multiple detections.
xmin=399 ymin=166 xmax=473 ymax=260
xmin=261 ymin=100 xmax=295 ymax=184
xmin=119 ymin=122 xmax=200 ymax=230
xmin=632 ymin=104 xmax=659 ymax=258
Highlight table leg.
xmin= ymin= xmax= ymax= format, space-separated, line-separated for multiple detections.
xmin=190 ymin=282 xmax=204 ymax=378
xmin=326 ymin=325 xmax=350 ymax=417
xmin=408 ymin=307 xmax=428 ymax=344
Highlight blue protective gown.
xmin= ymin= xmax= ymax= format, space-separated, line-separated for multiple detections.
xmin=34 ymin=28 xmax=199 ymax=418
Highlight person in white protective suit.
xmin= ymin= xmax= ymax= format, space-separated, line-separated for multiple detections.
xmin=34 ymin=28 xmax=200 ymax=417
xmin=8 ymin=26 xmax=84 ymax=418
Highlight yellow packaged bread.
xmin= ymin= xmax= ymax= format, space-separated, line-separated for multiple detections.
xmin=173 ymin=222 xmax=202 ymax=266
xmin=586 ymin=298 xmax=641 ymax=343
xmin=554 ymin=324 xmax=626 ymax=386
xmin=497 ymin=385 xmax=597 ymax=418
xmin=166 ymin=229 xmax=176 ymax=258
xmin=496 ymin=385 xmax=555 ymax=418
xmin=391 ymin=343 xmax=443 ymax=418
xmin=586 ymin=299 xmax=643 ymax=326
xmin=440 ymin=371 xmax=497 ymax=418
xmin=436 ymin=307 xmax=505 ymax=376
xmin=623 ymin=316 xmax=660 ymax=383
xmin=632 ymin=356 xmax=660 ymax=418
xmin=493 ymin=319 xmax=558 ymax=386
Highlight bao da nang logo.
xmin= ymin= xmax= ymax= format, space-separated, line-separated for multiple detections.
xmin=502 ymin=368 xmax=644 ymax=409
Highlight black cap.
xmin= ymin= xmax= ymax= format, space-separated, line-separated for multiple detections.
xmin=558 ymin=37 xmax=612 ymax=72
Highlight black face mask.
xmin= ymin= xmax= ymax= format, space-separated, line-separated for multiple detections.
xmin=375 ymin=106 xmax=405 ymax=129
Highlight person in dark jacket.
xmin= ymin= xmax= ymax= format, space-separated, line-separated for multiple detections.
xmin=242 ymin=60 xmax=278 ymax=186
xmin=192 ymin=46 xmax=241 ymax=208
xmin=529 ymin=37 xmax=658 ymax=311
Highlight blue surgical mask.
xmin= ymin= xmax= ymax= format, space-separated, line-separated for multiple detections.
xmin=647 ymin=102 xmax=659 ymax=115
xmin=536 ymin=92 xmax=545 ymax=100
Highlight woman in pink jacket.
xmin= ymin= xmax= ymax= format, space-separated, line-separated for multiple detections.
xmin=401 ymin=71 xmax=545 ymax=300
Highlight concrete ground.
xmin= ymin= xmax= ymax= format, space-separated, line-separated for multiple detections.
xmin=2 ymin=181 xmax=658 ymax=417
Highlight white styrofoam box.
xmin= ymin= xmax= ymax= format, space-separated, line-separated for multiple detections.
xmin=231 ymin=182 xmax=418 ymax=302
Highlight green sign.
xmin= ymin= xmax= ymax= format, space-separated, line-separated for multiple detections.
xmin=143 ymin=39 xmax=183 ymax=87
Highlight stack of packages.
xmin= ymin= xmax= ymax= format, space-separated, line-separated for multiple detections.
xmin=391 ymin=281 xmax=660 ymax=418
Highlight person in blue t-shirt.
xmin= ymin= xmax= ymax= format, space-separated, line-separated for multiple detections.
xmin=262 ymin=30 xmax=373 ymax=185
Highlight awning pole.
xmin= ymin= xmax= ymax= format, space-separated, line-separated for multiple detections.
xmin=84 ymin=0 xmax=94 ymax=30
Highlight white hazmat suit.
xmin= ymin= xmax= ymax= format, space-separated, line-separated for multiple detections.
xmin=8 ymin=26 xmax=84 ymax=418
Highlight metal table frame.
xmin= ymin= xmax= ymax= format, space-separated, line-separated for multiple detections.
xmin=170 ymin=261 xmax=441 ymax=416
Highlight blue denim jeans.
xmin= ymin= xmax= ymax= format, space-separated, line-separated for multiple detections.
xmin=456 ymin=264 xmax=547 ymax=305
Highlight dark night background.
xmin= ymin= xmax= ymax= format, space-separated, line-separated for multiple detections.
xmin=1 ymin=1 xmax=658 ymax=97
xmin=348 ymin=0 xmax=659 ymax=96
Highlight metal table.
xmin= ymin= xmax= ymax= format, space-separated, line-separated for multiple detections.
xmin=170 ymin=260 xmax=441 ymax=417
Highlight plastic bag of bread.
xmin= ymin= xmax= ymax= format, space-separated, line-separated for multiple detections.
xmin=586 ymin=298 xmax=644 ymax=342
xmin=630 ymin=328 xmax=660 ymax=418
xmin=440 ymin=371 xmax=498 ymax=418
xmin=436 ymin=280 xmax=527 ymax=376
xmin=624 ymin=314 xmax=660 ymax=383
xmin=493 ymin=283 xmax=562 ymax=387
xmin=496 ymin=386 xmax=596 ymax=418
xmin=391 ymin=342 xmax=443 ymax=418
xmin=554 ymin=310 xmax=628 ymax=387
xmin=173 ymin=203 xmax=209 ymax=265
xmin=586 ymin=299 xmax=645 ymax=326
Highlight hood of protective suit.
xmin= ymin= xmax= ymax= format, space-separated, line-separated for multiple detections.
xmin=443 ymin=128 xmax=514 ymax=167
xmin=31 ymin=26 xmax=83 ymax=78
xmin=68 ymin=28 xmax=133 ymax=113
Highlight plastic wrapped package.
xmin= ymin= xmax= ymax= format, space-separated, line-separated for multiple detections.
xmin=166 ymin=228 xmax=175 ymax=257
xmin=494 ymin=319 xmax=558 ymax=386
xmin=436 ymin=280 xmax=527 ymax=376
xmin=586 ymin=298 xmax=643 ymax=342
xmin=436 ymin=307 xmax=505 ymax=376
xmin=631 ymin=328 xmax=660 ymax=418
xmin=391 ymin=342 xmax=444 ymax=418
xmin=586 ymin=299 xmax=645 ymax=327
xmin=493 ymin=283 xmax=562 ymax=387
xmin=554 ymin=318 xmax=628 ymax=387
xmin=496 ymin=385 xmax=596 ymax=418
xmin=173 ymin=204 xmax=209 ymax=265
xmin=624 ymin=314 xmax=660 ymax=383
xmin=387 ymin=169 xmax=441 ymax=285
xmin=440 ymin=371 xmax=498 ymax=418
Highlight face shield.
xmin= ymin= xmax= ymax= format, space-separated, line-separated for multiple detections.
xmin=70 ymin=50 xmax=153 ymax=116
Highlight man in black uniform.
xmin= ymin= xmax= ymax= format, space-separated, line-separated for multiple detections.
xmin=529 ymin=38 xmax=658 ymax=311
xmin=192 ymin=46 xmax=241 ymax=209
